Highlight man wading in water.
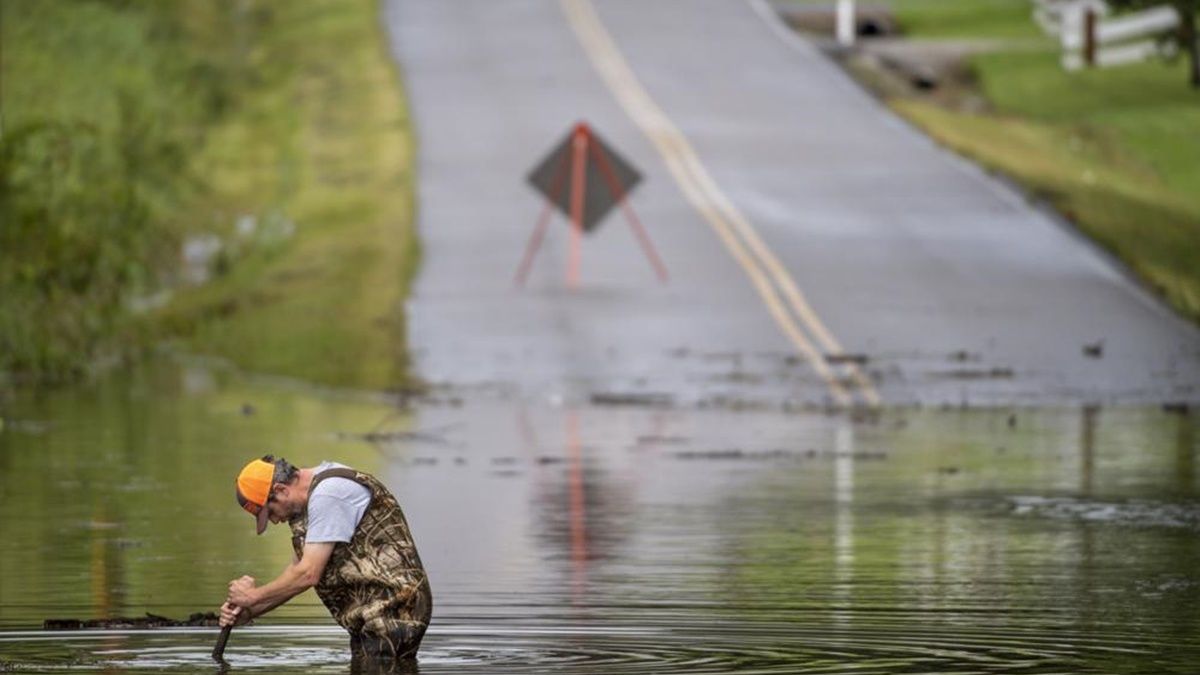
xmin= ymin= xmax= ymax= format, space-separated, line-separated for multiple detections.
xmin=219 ymin=455 xmax=432 ymax=665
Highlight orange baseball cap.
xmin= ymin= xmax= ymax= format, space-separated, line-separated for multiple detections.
xmin=236 ymin=456 xmax=277 ymax=535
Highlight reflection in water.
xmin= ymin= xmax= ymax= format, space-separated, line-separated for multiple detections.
xmin=88 ymin=502 xmax=121 ymax=621
xmin=1178 ymin=413 xmax=1195 ymax=496
xmin=832 ymin=422 xmax=853 ymax=628
xmin=1 ymin=360 xmax=1199 ymax=673
xmin=566 ymin=410 xmax=587 ymax=604
xmin=349 ymin=652 xmax=420 ymax=675
xmin=1078 ymin=405 xmax=1099 ymax=622
xmin=88 ymin=500 xmax=128 ymax=674
xmin=1080 ymin=405 xmax=1097 ymax=496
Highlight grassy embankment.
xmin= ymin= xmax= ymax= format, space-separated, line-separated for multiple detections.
xmin=2 ymin=0 xmax=201 ymax=383
xmin=0 ymin=0 xmax=417 ymax=390
xmin=155 ymin=0 xmax=419 ymax=391
xmin=809 ymin=0 xmax=1200 ymax=322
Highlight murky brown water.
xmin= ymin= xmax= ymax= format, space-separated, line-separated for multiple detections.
xmin=1 ymin=358 xmax=1198 ymax=673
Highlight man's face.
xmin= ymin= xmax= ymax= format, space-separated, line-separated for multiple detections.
xmin=265 ymin=482 xmax=304 ymax=525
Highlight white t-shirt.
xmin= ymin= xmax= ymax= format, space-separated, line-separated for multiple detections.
xmin=304 ymin=461 xmax=372 ymax=543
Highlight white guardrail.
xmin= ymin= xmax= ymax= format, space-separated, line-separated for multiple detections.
xmin=1032 ymin=0 xmax=1181 ymax=71
xmin=829 ymin=0 xmax=1181 ymax=72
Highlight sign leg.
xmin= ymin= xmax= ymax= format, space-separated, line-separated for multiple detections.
xmin=589 ymin=141 xmax=669 ymax=283
xmin=515 ymin=140 xmax=574 ymax=287
xmin=567 ymin=125 xmax=589 ymax=289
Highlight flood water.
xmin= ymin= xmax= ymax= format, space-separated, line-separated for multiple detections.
xmin=1 ymin=358 xmax=1198 ymax=673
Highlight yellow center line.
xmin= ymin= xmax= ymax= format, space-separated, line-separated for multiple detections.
xmin=561 ymin=0 xmax=880 ymax=408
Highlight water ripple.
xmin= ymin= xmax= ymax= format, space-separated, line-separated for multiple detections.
xmin=416 ymin=619 xmax=1179 ymax=674
xmin=2 ymin=616 xmax=1195 ymax=673
xmin=1006 ymin=496 xmax=1200 ymax=530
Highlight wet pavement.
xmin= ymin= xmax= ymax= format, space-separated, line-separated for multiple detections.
xmin=386 ymin=0 xmax=1200 ymax=408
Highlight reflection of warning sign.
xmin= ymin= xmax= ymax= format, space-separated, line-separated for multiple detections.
xmin=516 ymin=121 xmax=668 ymax=287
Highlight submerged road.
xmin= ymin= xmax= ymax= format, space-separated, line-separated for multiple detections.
xmin=383 ymin=0 xmax=1200 ymax=407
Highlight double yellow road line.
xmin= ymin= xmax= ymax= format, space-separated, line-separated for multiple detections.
xmin=561 ymin=0 xmax=880 ymax=408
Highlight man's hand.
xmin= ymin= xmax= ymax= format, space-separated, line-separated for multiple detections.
xmin=218 ymin=601 xmax=252 ymax=628
xmin=227 ymin=575 xmax=258 ymax=608
xmin=217 ymin=547 xmax=331 ymax=626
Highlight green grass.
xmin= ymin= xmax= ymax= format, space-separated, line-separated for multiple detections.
xmin=972 ymin=49 xmax=1200 ymax=201
xmin=845 ymin=0 xmax=1200 ymax=322
xmin=153 ymin=1 xmax=419 ymax=391
xmin=1 ymin=0 xmax=215 ymax=383
xmin=1 ymin=0 xmax=418 ymax=390
xmin=887 ymin=0 xmax=1045 ymax=40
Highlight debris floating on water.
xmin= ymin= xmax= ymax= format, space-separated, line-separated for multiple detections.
xmin=824 ymin=353 xmax=869 ymax=365
xmin=671 ymin=448 xmax=887 ymax=462
xmin=590 ymin=392 xmax=674 ymax=407
xmin=44 ymin=612 xmax=222 ymax=630
xmin=934 ymin=367 xmax=1014 ymax=380
xmin=336 ymin=430 xmax=453 ymax=445
xmin=636 ymin=435 xmax=689 ymax=445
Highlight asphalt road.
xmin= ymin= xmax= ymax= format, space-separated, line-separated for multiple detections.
xmin=383 ymin=0 xmax=1200 ymax=408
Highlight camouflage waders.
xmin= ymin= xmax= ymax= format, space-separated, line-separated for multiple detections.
xmin=289 ymin=468 xmax=432 ymax=660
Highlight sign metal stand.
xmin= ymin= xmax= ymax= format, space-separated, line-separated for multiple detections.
xmin=515 ymin=122 xmax=668 ymax=288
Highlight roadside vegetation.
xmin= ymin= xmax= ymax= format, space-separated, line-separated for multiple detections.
xmin=1 ymin=0 xmax=207 ymax=384
xmin=790 ymin=0 xmax=1200 ymax=323
xmin=1 ymin=0 xmax=418 ymax=390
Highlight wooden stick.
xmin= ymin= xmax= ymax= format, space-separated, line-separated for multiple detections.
xmin=212 ymin=623 xmax=233 ymax=663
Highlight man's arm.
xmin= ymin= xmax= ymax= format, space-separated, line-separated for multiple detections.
xmin=223 ymin=542 xmax=335 ymax=623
